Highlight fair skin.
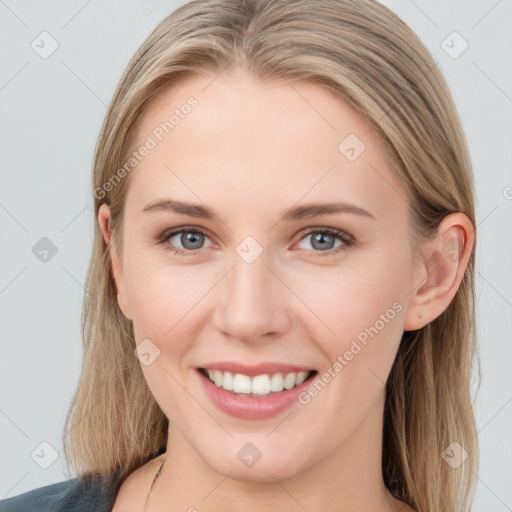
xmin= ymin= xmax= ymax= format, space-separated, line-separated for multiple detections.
xmin=99 ymin=68 xmax=474 ymax=512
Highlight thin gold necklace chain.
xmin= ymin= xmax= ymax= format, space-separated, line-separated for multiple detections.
xmin=142 ymin=452 xmax=395 ymax=512
xmin=143 ymin=453 xmax=167 ymax=512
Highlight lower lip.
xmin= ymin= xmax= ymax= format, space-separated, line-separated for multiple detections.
xmin=197 ymin=369 xmax=317 ymax=420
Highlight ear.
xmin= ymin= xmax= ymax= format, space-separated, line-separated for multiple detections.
xmin=98 ymin=204 xmax=133 ymax=320
xmin=403 ymin=212 xmax=475 ymax=331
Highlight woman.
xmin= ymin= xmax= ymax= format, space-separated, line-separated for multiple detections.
xmin=1 ymin=0 xmax=479 ymax=511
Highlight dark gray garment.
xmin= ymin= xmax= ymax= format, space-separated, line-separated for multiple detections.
xmin=0 ymin=472 xmax=121 ymax=512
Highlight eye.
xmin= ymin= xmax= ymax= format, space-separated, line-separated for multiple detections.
xmin=158 ymin=227 xmax=214 ymax=256
xmin=295 ymin=227 xmax=354 ymax=257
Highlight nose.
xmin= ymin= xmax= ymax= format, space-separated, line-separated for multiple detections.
xmin=212 ymin=250 xmax=292 ymax=344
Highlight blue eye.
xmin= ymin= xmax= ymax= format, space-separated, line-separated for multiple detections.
xmin=157 ymin=226 xmax=354 ymax=257
xmin=158 ymin=227 xmax=214 ymax=256
xmin=296 ymin=228 xmax=354 ymax=256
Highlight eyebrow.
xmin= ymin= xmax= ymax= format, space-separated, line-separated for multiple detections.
xmin=142 ymin=198 xmax=375 ymax=220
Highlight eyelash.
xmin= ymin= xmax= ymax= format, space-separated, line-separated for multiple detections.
xmin=157 ymin=226 xmax=355 ymax=258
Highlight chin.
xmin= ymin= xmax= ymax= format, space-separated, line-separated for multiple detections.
xmin=202 ymin=442 xmax=310 ymax=483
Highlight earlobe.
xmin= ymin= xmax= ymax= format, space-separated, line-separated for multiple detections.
xmin=403 ymin=213 xmax=474 ymax=331
xmin=97 ymin=204 xmax=133 ymax=320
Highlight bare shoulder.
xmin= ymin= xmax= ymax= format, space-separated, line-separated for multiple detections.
xmin=111 ymin=455 xmax=164 ymax=512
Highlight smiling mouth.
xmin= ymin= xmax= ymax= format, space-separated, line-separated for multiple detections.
xmin=198 ymin=368 xmax=317 ymax=397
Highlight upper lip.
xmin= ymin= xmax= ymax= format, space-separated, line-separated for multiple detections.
xmin=198 ymin=361 xmax=315 ymax=377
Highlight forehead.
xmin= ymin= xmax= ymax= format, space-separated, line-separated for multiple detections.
xmin=124 ymin=68 xmax=408 ymax=225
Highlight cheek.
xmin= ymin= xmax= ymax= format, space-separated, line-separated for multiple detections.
xmin=124 ymin=258 xmax=212 ymax=410
xmin=288 ymin=252 xmax=408 ymax=406
xmin=293 ymin=270 xmax=406 ymax=432
xmin=123 ymin=253 xmax=216 ymax=344
xmin=291 ymin=253 xmax=407 ymax=341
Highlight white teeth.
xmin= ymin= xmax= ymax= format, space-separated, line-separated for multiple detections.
xmin=270 ymin=373 xmax=284 ymax=392
xmin=251 ymin=374 xmax=271 ymax=395
xmin=295 ymin=371 xmax=309 ymax=386
xmin=233 ymin=373 xmax=252 ymax=393
xmin=222 ymin=371 xmax=234 ymax=390
xmin=283 ymin=372 xmax=296 ymax=390
xmin=203 ymin=369 xmax=311 ymax=396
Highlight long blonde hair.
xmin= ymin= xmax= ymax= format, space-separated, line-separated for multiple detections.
xmin=63 ymin=1 xmax=479 ymax=510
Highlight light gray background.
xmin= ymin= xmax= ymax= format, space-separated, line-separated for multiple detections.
xmin=1 ymin=1 xmax=511 ymax=510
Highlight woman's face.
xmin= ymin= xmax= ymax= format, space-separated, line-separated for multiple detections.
xmin=102 ymin=68 xmax=422 ymax=482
